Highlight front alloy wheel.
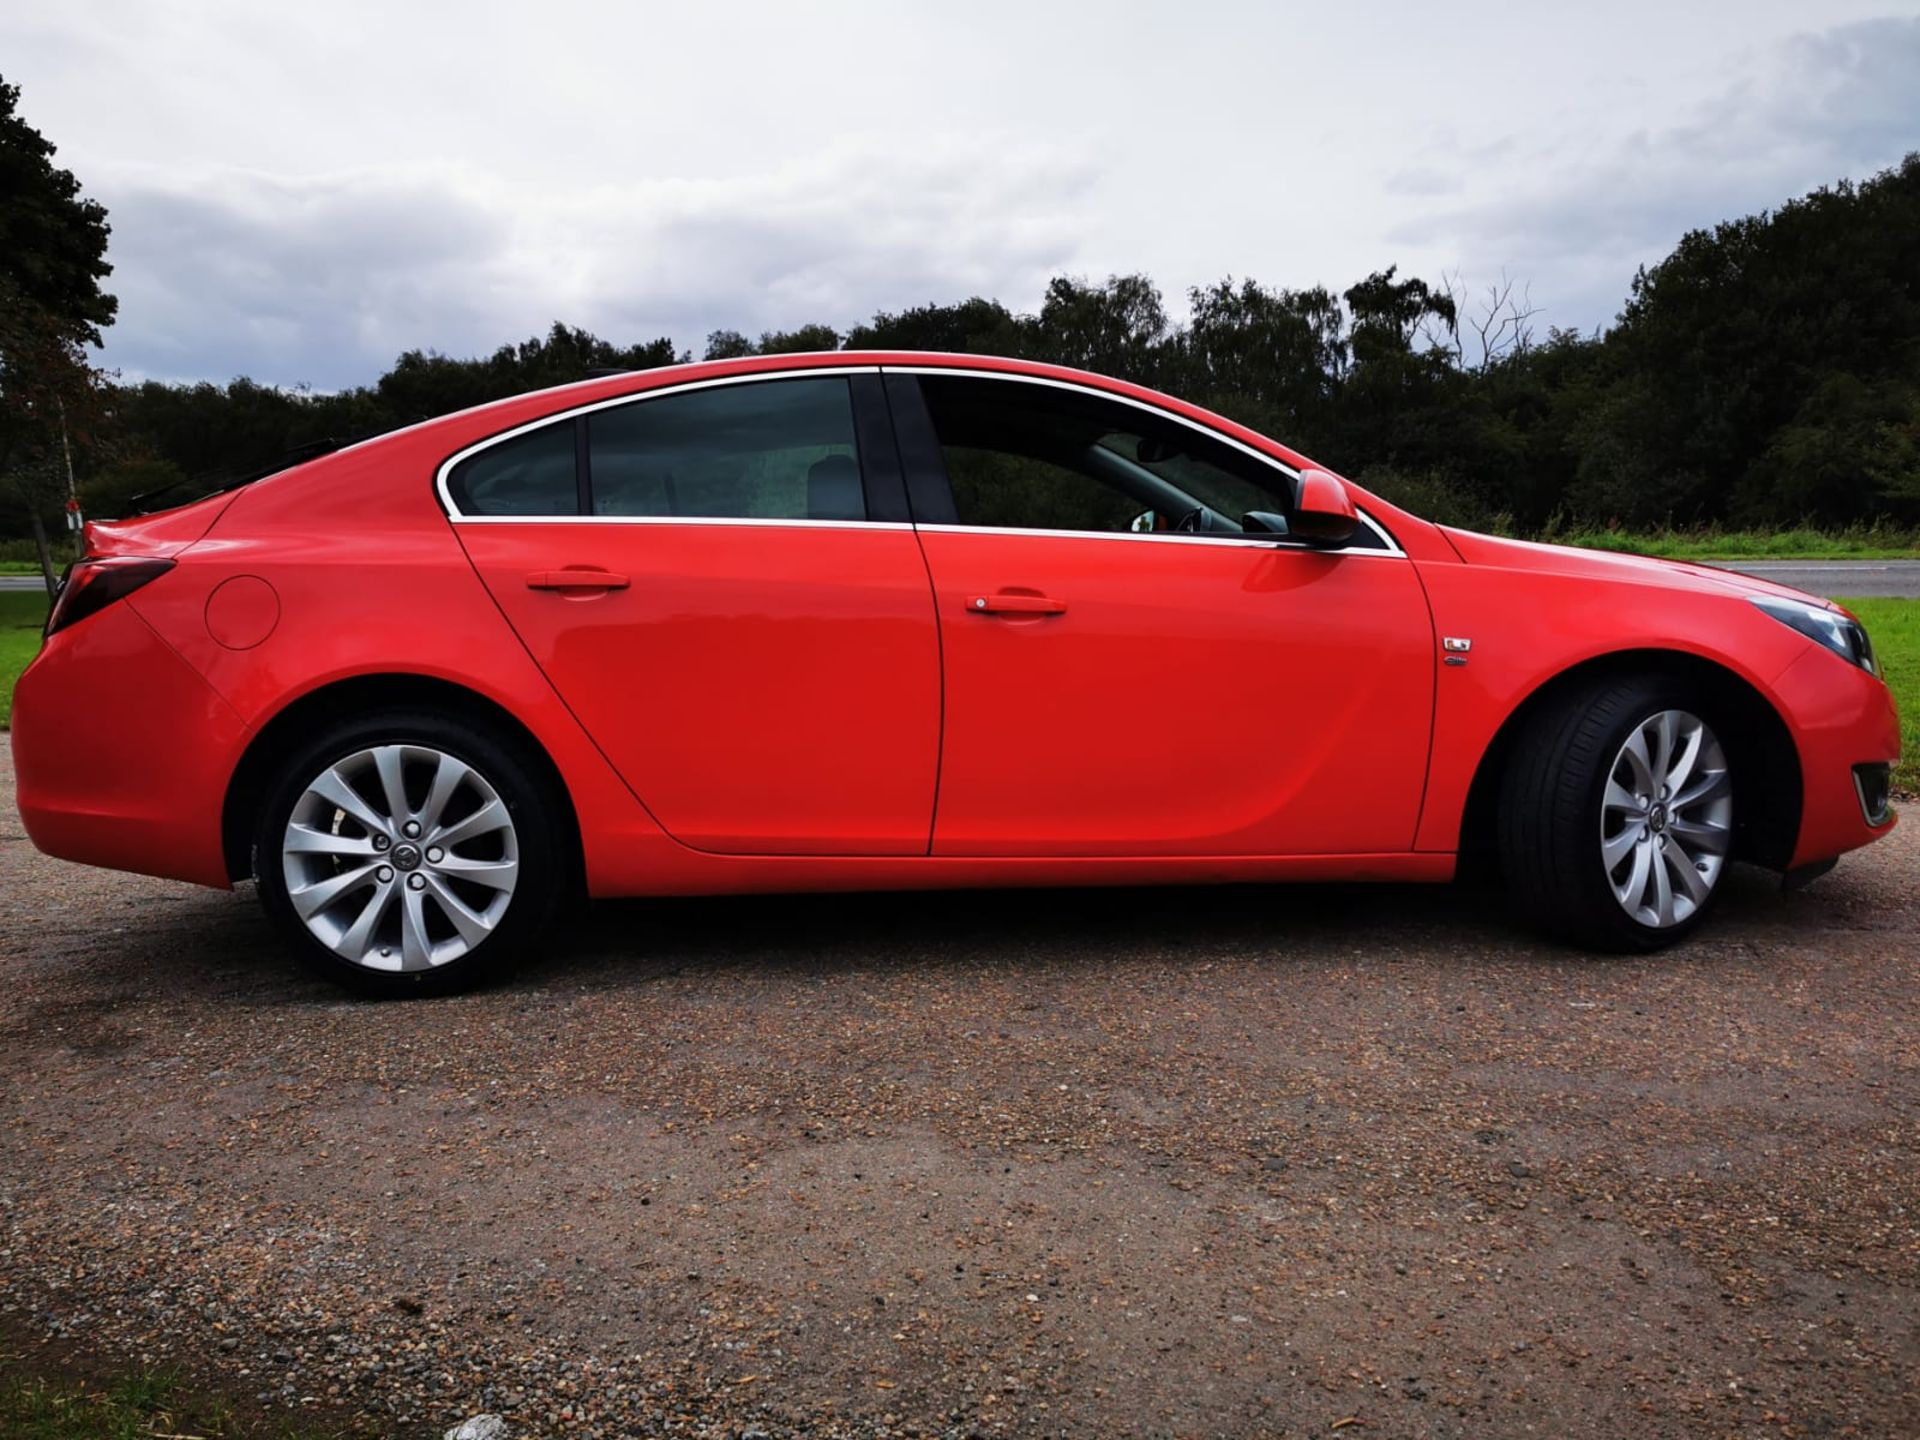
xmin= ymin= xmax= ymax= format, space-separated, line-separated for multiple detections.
xmin=1498 ymin=676 xmax=1739 ymax=950
xmin=1599 ymin=710 xmax=1732 ymax=929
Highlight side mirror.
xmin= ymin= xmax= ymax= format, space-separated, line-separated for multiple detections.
xmin=1290 ymin=468 xmax=1359 ymax=546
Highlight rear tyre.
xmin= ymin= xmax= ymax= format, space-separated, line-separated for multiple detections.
xmin=1498 ymin=676 xmax=1735 ymax=951
xmin=254 ymin=710 xmax=566 ymax=996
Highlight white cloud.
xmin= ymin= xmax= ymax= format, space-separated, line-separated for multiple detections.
xmin=94 ymin=141 xmax=1097 ymax=386
xmin=1387 ymin=15 xmax=1920 ymax=332
xmin=6 ymin=0 xmax=1917 ymax=385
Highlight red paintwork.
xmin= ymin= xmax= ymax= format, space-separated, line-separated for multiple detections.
xmin=917 ymin=529 xmax=1432 ymax=855
xmin=8 ymin=352 xmax=1900 ymax=905
xmin=457 ymin=521 xmax=942 ymax=855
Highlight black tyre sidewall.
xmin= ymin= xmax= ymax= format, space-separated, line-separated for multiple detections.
xmin=254 ymin=710 xmax=564 ymax=997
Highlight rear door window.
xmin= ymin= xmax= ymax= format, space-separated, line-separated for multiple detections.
xmin=588 ymin=377 xmax=865 ymax=521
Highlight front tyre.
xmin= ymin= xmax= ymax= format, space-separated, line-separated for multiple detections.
xmin=254 ymin=711 xmax=565 ymax=996
xmin=1498 ymin=677 xmax=1735 ymax=950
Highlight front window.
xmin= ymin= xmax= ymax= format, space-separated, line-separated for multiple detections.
xmin=915 ymin=374 xmax=1291 ymax=536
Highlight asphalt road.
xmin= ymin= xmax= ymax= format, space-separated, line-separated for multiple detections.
xmin=6 ymin=558 xmax=1919 ymax=598
xmin=2 ymin=749 xmax=1917 ymax=1438
xmin=1707 ymin=559 xmax=1920 ymax=598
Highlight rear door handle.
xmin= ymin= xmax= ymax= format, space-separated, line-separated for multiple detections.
xmin=968 ymin=593 xmax=1067 ymax=616
xmin=526 ymin=569 xmax=630 ymax=592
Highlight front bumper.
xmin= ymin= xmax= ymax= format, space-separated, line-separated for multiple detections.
xmin=1772 ymin=645 xmax=1901 ymax=868
xmin=11 ymin=602 xmax=247 ymax=887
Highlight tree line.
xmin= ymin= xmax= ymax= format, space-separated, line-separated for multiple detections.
xmin=4 ymin=65 xmax=1917 ymax=570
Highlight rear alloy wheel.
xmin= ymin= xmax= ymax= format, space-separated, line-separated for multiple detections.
xmin=257 ymin=712 xmax=563 ymax=995
xmin=1498 ymin=677 xmax=1737 ymax=950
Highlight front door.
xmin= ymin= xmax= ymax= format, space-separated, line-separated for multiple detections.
xmin=448 ymin=372 xmax=941 ymax=855
xmin=891 ymin=370 xmax=1436 ymax=857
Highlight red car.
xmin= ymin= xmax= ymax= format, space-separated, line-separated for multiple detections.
xmin=10 ymin=353 xmax=1900 ymax=995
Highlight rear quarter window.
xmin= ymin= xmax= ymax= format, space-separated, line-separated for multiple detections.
xmin=447 ymin=420 xmax=578 ymax=516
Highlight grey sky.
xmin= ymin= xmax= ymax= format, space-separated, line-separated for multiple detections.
xmin=6 ymin=1 xmax=1918 ymax=388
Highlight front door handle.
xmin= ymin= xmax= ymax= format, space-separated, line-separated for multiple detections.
xmin=968 ymin=593 xmax=1067 ymax=616
xmin=526 ymin=569 xmax=630 ymax=592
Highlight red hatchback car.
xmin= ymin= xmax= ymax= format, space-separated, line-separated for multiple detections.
xmin=10 ymin=353 xmax=1901 ymax=994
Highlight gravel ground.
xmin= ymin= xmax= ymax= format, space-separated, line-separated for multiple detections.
xmin=2 ymin=750 xmax=1917 ymax=1439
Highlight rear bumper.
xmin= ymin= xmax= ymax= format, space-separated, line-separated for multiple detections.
xmin=10 ymin=603 xmax=246 ymax=887
xmin=1775 ymin=646 xmax=1901 ymax=868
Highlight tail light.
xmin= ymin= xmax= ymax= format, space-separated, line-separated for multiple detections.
xmin=44 ymin=556 xmax=175 ymax=638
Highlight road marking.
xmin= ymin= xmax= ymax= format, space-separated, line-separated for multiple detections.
xmin=1723 ymin=563 xmax=1901 ymax=572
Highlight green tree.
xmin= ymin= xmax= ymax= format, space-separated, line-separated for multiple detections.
xmin=845 ymin=297 xmax=1022 ymax=354
xmin=755 ymin=323 xmax=839 ymax=355
xmin=0 ymin=73 xmax=116 ymax=590
xmin=703 ymin=329 xmax=754 ymax=360
xmin=1030 ymin=274 xmax=1169 ymax=382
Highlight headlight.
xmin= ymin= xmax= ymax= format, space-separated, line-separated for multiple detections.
xmin=1750 ymin=596 xmax=1878 ymax=676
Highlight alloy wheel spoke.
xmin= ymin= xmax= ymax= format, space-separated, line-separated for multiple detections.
xmin=1674 ymin=768 xmax=1731 ymax=811
xmin=372 ymin=746 xmax=413 ymax=830
xmin=1649 ymin=845 xmax=1676 ymax=926
xmin=421 ymin=752 xmax=471 ymax=833
xmin=1649 ymin=712 xmax=1676 ymax=792
xmin=1665 ymin=845 xmax=1714 ymax=905
xmin=306 ymin=767 xmax=389 ymax=836
xmin=1669 ymin=814 xmax=1728 ymax=853
xmin=430 ymin=797 xmax=510 ymax=850
xmin=338 ymin=880 xmax=396 ymax=958
xmin=284 ymin=824 xmax=378 ymax=859
xmin=1604 ymin=778 xmax=1643 ymax=817
xmin=423 ymin=875 xmax=495 ymax=946
xmin=399 ymin=886 xmax=436 ymax=971
xmin=1617 ymin=842 xmax=1651 ymax=912
xmin=1664 ymin=721 xmax=1704 ymax=793
xmin=1619 ymin=728 xmax=1658 ymax=798
xmin=434 ymin=854 xmax=519 ymax=891
xmin=1602 ymin=826 xmax=1642 ymax=870
xmin=289 ymin=861 xmax=379 ymax=920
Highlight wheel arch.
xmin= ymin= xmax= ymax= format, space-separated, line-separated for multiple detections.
xmin=221 ymin=672 xmax=586 ymax=888
xmin=1456 ymin=648 xmax=1803 ymax=875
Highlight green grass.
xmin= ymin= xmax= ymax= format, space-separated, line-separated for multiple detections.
xmin=1 ymin=589 xmax=50 ymax=729
xmin=1559 ymin=525 xmax=1920 ymax=560
xmin=1840 ymin=597 xmax=1918 ymax=793
xmin=0 ymin=1365 xmax=351 ymax=1440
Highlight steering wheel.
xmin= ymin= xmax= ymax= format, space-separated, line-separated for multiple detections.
xmin=1173 ymin=505 xmax=1208 ymax=533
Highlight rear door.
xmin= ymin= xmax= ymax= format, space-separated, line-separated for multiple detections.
xmin=446 ymin=370 xmax=942 ymax=855
xmin=889 ymin=369 xmax=1436 ymax=857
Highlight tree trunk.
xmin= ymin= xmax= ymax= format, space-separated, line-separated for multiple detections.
xmin=28 ymin=509 xmax=60 ymax=598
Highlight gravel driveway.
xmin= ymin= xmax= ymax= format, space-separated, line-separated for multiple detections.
xmin=2 ymin=748 xmax=1916 ymax=1438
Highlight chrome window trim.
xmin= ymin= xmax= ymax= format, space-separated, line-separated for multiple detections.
xmin=913 ymin=511 xmax=1403 ymax=558
xmin=435 ymin=359 xmax=1404 ymax=559
xmin=445 ymin=515 xmax=915 ymax=531
xmin=436 ymin=365 xmax=882 ymax=520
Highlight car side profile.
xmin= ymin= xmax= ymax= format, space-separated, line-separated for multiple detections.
xmin=9 ymin=352 xmax=1901 ymax=995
